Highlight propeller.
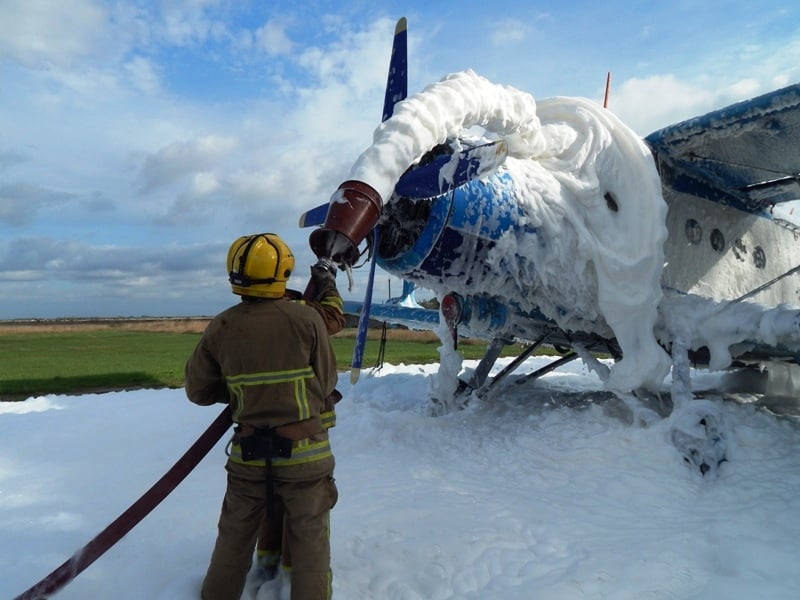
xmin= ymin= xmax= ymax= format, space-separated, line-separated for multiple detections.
xmin=349 ymin=17 xmax=408 ymax=383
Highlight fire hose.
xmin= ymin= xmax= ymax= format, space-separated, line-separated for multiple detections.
xmin=14 ymin=405 xmax=232 ymax=600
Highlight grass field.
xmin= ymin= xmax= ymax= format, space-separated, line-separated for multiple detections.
xmin=0 ymin=319 xmax=527 ymax=400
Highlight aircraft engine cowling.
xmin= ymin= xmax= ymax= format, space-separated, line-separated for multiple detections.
xmin=377 ymin=172 xmax=536 ymax=302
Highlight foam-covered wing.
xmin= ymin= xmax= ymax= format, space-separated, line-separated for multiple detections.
xmin=645 ymin=83 xmax=800 ymax=213
xmin=343 ymin=300 xmax=440 ymax=331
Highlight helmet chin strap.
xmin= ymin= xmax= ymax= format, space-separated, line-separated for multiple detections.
xmin=229 ymin=271 xmax=277 ymax=288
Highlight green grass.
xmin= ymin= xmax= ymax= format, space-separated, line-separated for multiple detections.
xmin=0 ymin=331 xmax=201 ymax=398
xmin=0 ymin=329 xmax=529 ymax=399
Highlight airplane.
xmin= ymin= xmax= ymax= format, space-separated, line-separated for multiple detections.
xmin=300 ymin=18 xmax=800 ymax=475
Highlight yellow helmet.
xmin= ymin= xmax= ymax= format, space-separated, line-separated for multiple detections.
xmin=227 ymin=233 xmax=295 ymax=298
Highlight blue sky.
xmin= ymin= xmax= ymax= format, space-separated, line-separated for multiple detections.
xmin=1 ymin=0 xmax=799 ymax=319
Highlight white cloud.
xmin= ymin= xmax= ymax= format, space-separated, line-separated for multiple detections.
xmin=297 ymin=17 xmax=397 ymax=93
xmin=0 ymin=236 xmax=225 ymax=281
xmin=138 ymin=135 xmax=239 ymax=192
xmin=489 ymin=20 xmax=528 ymax=46
xmin=0 ymin=149 xmax=27 ymax=171
xmin=612 ymin=69 xmax=799 ymax=136
xmin=611 ymin=74 xmax=715 ymax=135
xmin=255 ymin=19 xmax=294 ymax=56
xmin=124 ymin=55 xmax=162 ymax=95
xmin=191 ymin=171 xmax=220 ymax=196
xmin=0 ymin=0 xmax=109 ymax=68
xmin=0 ymin=182 xmax=74 ymax=227
xmin=156 ymin=0 xmax=227 ymax=48
xmin=43 ymin=65 xmax=123 ymax=104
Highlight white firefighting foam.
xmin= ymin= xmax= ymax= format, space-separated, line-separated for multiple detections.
xmin=348 ymin=70 xmax=671 ymax=392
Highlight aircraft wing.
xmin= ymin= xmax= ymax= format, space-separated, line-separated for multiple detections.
xmin=342 ymin=298 xmax=624 ymax=358
xmin=645 ymin=83 xmax=800 ymax=213
xmin=345 ymin=297 xmax=800 ymax=371
xmin=343 ymin=300 xmax=440 ymax=330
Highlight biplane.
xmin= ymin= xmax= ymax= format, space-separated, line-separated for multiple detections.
xmin=301 ymin=18 xmax=800 ymax=474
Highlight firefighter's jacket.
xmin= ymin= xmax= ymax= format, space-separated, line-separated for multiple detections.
xmin=284 ymin=288 xmax=345 ymax=336
xmin=185 ymin=297 xmax=338 ymax=439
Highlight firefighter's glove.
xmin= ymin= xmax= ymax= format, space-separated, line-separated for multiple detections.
xmin=323 ymin=389 xmax=342 ymax=413
xmin=310 ymin=258 xmax=338 ymax=298
xmin=313 ymin=257 xmax=337 ymax=276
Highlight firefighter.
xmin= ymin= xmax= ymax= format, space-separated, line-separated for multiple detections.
xmin=185 ymin=233 xmax=339 ymax=600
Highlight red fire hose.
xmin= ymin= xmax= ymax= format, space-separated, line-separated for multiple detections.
xmin=15 ymin=405 xmax=232 ymax=600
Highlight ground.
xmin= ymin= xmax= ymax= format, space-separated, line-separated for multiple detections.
xmin=0 ymin=317 xmax=212 ymax=335
xmin=0 ymin=318 xmax=445 ymax=341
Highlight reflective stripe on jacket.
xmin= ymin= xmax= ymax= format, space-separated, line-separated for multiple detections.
xmin=284 ymin=288 xmax=345 ymax=336
xmin=228 ymin=436 xmax=333 ymax=467
xmin=226 ymin=366 xmax=316 ymax=422
xmin=321 ymin=410 xmax=336 ymax=430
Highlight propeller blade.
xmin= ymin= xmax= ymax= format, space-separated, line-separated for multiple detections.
xmin=382 ymin=17 xmax=407 ymax=123
xmin=298 ymin=201 xmax=330 ymax=228
xmin=350 ymin=228 xmax=381 ymax=383
xmin=351 ymin=17 xmax=408 ymax=383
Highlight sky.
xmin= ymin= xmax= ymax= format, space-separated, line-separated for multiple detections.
xmin=2 ymin=356 xmax=800 ymax=599
xmin=1 ymin=1 xmax=800 ymax=319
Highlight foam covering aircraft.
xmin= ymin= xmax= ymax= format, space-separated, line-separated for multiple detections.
xmin=301 ymin=18 xmax=800 ymax=473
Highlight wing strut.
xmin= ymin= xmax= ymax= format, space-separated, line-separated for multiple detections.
xmin=728 ymin=263 xmax=800 ymax=306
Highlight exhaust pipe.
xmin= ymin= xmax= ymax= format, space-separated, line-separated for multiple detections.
xmin=309 ymin=180 xmax=383 ymax=265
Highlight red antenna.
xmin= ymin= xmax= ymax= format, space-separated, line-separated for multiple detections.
xmin=603 ymin=72 xmax=612 ymax=108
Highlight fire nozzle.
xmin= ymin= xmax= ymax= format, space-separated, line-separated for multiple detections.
xmin=309 ymin=180 xmax=383 ymax=267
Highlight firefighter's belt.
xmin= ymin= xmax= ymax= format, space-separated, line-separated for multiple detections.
xmin=233 ymin=417 xmax=325 ymax=519
xmin=237 ymin=428 xmax=292 ymax=462
xmin=235 ymin=415 xmax=323 ymax=443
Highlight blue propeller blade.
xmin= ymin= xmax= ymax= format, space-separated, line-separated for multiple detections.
xmin=382 ymin=17 xmax=407 ymax=122
xmin=298 ymin=202 xmax=329 ymax=228
xmin=350 ymin=227 xmax=380 ymax=383
xmin=351 ymin=17 xmax=407 ymax=382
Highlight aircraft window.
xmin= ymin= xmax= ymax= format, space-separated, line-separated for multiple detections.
xmin=710 ymin=228 xmax=725 ymax=252
xmin=604 ymin=192 xmax=618 ymax=212
xmin=733 ymin=238 xmax=747 ymax=262
xmin=685 ymin=219 xmax=702 ymax=245
xmin=753 ymin=246 xmax=767 ymax=269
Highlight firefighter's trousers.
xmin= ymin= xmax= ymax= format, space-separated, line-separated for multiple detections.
xmin=201 ymin=455 xmax=337 ymax=600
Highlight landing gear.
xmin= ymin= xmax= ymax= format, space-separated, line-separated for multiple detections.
xmin=669 ymin=402 xmax=728 ymax=477
xmin=436 ymin=326 xmax=731 ymax=478
xmin=451 ymin=333 xmax=579 ymax=404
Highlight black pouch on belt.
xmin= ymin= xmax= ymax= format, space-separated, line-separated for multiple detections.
xmin=238 ymin=428 xmax=294 ymax=519
xmin=239 ymin=428 xmax=293 ymax=461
